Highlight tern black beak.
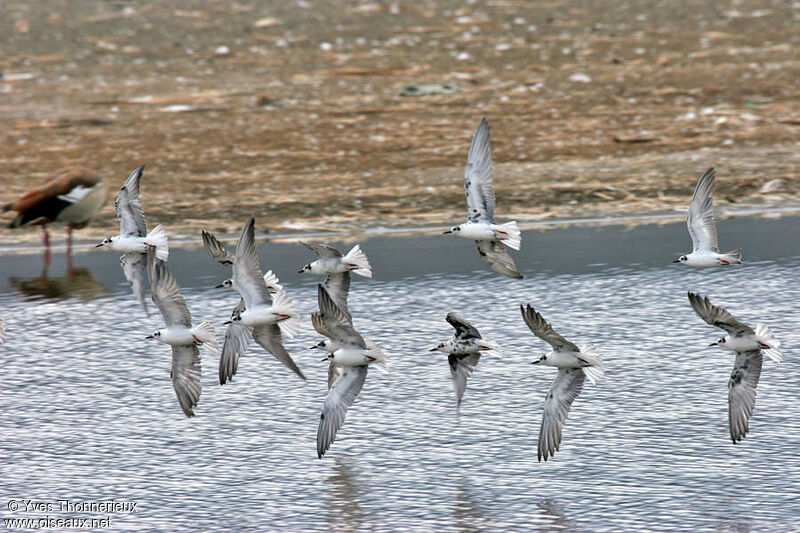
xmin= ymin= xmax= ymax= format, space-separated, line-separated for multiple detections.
xmin=310 ymin=344 xmax=320 ymax=350
xmin=429 ymin=347 xmax=438 ymax=352
xmin=95 ymin=243 xmax=104 ymax=247
xmin=531 ymin=359 xmax=542 ymax=365
xmin=320 ymin=357 xmax=329 ymax=362
xmin=223 ymin=320 xmax=232 ymax=325
xmin=708 ymin=342 xmax=718 ymax=347
xmin=215 ymin=284 xmax=226 ymax=289
xmin=672 ymin=259 xmax=681 ymax=263
xmin=442 ymin=230 xmax=452 ymax=234
xmin=145 ymin=335 xmax=154 ymax=339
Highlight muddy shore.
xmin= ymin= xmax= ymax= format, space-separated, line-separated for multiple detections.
xmin=1 ymin=1 xmax=798 ymax=243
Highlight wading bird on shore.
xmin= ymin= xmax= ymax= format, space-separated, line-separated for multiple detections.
xmin=3 ymin=168 xmax=107 ymax=265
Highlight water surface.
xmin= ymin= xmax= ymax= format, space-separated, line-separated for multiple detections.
xmin=2 ymin=217 xmax=799 ymax=532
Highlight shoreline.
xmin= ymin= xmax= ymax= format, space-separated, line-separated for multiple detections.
xmin=3 ymin=2 xmax=799 ymax=254
xmin=2 ymin=204 xmax=798 ymax=255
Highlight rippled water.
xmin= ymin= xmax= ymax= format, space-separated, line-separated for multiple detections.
xmin=2 ymin=218 xmax=800 ymax=532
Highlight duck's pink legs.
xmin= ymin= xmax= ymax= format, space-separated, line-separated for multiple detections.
xmin=66 ymin=225 xmax=75 ymax=274
xmin=42 ymin=225 xmax=51 ymax=267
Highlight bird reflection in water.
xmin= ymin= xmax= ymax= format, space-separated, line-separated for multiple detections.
xmin=325 ymin=458 xmax=364 ymax=532
xmin=536 ymin=499 xmax=575 ymax=533
xmin=453 ymin=477 xmax=488 ymax=533
xmin=11 ymin=260 xmax=108 ymax=301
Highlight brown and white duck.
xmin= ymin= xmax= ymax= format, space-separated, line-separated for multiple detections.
xmin=3 ymin=168 xmax=107 ymax=258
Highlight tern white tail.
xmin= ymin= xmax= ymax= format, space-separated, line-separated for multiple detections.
xmin=494 ymin=221 xmax=521 ymax=251
xmin=719 ymin=249 xmax=743 ymax=266
xmin=193 ymin=321 xmax=218 ymax=354
xmin=262 ymin=270 xmax=284 ymax=293
xmin=479 ymin=339 xmax=502 ymax=356
xmin=278 ymin=316 xmax=302 ymax=339
xmin=365 ymin=341 xmax=389 ymax=373
xmin=344 ymin=244 xmax=372 ymax=277
xmin=271 ymin=290 xmax=301 ymax=338
xmin=578 ymin=344 xmax=604 ymax=385
xmin=755 ymin=323 xmax=782 ymax=362
xmin=145 ymin=224 xmax=169 ymax=261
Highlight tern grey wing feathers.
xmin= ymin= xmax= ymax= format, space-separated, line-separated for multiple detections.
xmin=121 ymin=252 xmax=148 ymax=315
xmin=687 ymin=167 xmax=719 ymax=253
xmin=328 ymin=362 xmax=343 ymax=390
xmin=148 ymin=254 xmax=191 ymax=328
xmin=446 ymin=312 xmax=482 ymax=340
xmin=252 ymin=323 xmax=306 ymax=380
xmin=475 ymin=239 xmax=523 ymax=279
xmin=232 ymin=218 xmax=270 ymax=309
xmin=729 ymin=349 xmax=763 ymax=443
xmin=115 ymin=165 xmax=147 ymax=238
xmin=464 ymin=118 xmax=496 ymax=223
xmin=520 ymin=305 xmax=580 ymax=352
xmin=317 ymin=365 xmax=368 ymax=458
xmin=311 ymin=312 xmax=331 ymax=337
xmin=302 ymin=241 xmax=343 ymax=259
xmin=201 ymin=230 xmax=234 ymax=266
xmin=318 ymin=284 xmax=365 ymax=348
xmin=171 ymin=344 xmax=202 ymax=417
xmin=219 ymin=299 xmax=251 ymax=385
xmin=324 ymin=272 xmax=352 ymax=318
xmin=448 ymin=353 xmax=481 ymax=408
xmin=539 ymin=368 xmax=586 ymax=462
xmin=687 ymin=292 xmax=753 ymax=335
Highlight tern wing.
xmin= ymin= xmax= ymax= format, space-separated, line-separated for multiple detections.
xmin=219 ymin=299 xmax=252 ymax=385
xmin=538 ymin=368 xmax=586 ymax=462
xmin=324 ymin=272 xmax=352 ymax=319
xmin=201 ymin=230 xmax=234 ymax=266
xmin=328 ymin=362 xmax=343 ymax=390
xmin=318 ymin=284 xmax=366 ymax=348
xmin=729 ymin=349 xmax=763 ymax=443
xmin=464 ymin=118 xmax=496 ymax=223
xmin=171 ymin=344 xmax=202 ymax=417
xmin=148 ymin=253 xmax=191 ymax=328
xmin=115 ymin=165 xmax=147 ymax=238
xmin=520 ymin=305 xmax=580 ymax=352
xmin=301 ymin=241 xmax=343 ymax=259
xmin=317 ymin=365 xmax=368 ymax=458
xmin=121 ymin=252 xmax=148 ymax=315
xmin=253 ymin=323 xmax=306 ymax=380
xmin=232 ymin=218 xmax=270 ymax=309
xmin=687 ymin=292 xmax=753 ymax=335
xmin=687 ymin=167 xmax=719 ymax=253
xmin=475 ymin=240 xmax=523 ymax=279
xmin=311 ymin=312 xmax=331 ymax=337
xmin=448 ymin=353 xmax=481 ymax=408
xmin=446 ymin=311 xmax=482 ymax=340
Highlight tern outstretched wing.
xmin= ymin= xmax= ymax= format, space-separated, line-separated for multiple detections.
xmin=464 ymin=118 xmax=496 ymax=223
xmin=317 ymin=365 xmax=368 ymax=458
xmin=687 ymin=167 xmax=719 ymax=253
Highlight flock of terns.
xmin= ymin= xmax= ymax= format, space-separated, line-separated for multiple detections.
xmin=2 ymin=118 xmax=785 ymax=459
